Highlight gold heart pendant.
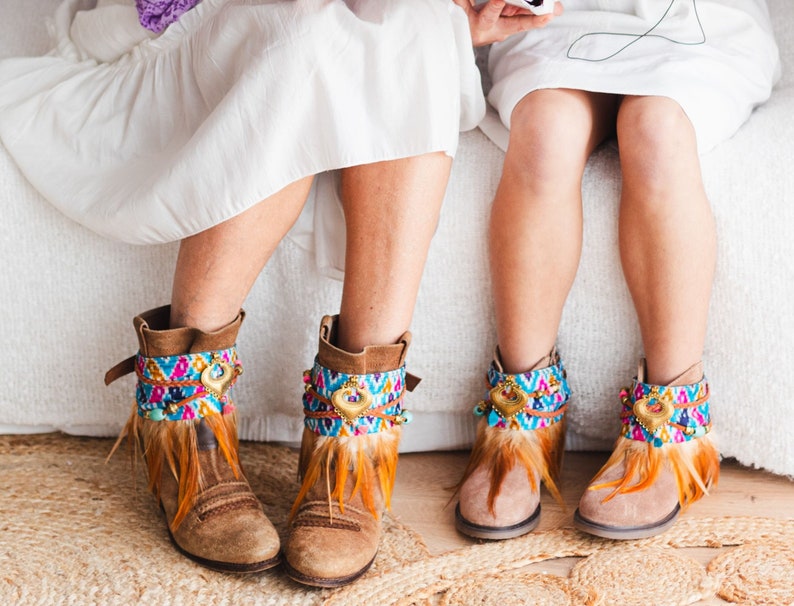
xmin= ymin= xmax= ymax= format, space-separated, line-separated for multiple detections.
xmin=331 ymin=378 xmax=374 ymax=425
xmin=201 ymin=355 xmax=237 ymax=398
xmin=632 ymin=390 xmax=674 ymax=434
xmin=489 ymin=377 xmax=529 ymax=419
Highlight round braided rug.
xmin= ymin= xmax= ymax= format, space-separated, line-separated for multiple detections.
xmin=1 ymin=434 xmax=793 ymax=606
xmin=569 ymin=545 xmax=719 ymax=605
xmin=707 ymin=540 xmax=794 ymax=605
xmin=439 ymin=572 xmax=573 ymax=606
xmin=0 ymin=434 xmax=428 ymax=606
xmin=326 ymin=518 xmax=794 ymax=606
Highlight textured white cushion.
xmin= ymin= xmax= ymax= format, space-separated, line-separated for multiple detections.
xmin=1 ymin=0 xmax=792 ymax=477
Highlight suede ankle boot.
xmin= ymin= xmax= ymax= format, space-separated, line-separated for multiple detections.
xmin=455 ymin=350 xmax=570 ymax=540
xmin=105 ymin=305 xmax=281 ymax=572
xmin=574 ymin=360 xmax=719 ymax=540
xmin=283 ymin=315 xmax=416 ymax=587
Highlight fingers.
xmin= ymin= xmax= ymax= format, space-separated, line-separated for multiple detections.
xmin=467 ymin=0 xmax=558 ymax=46
xmin=478 ymin=0 xmax=507 ymax=28
xmin=505 ymin=13 xmax=553 ymax=35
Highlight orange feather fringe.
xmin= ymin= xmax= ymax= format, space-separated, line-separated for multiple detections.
xmin=289 ymin=426 xmax=402 ymax=522
xmin=589 ymin=434 xmax=720 ymax=508
xmin=456 ymin=417 xmax=567 ymax=515
xmin=109 ymin=405 xmax=242 ymax=530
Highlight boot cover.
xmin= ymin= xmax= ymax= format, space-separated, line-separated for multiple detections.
xmin=455 ymin=351 xmax=570 ymax=540
xmin=574 ymin=361 xmax=719 ymax=540
xmin=284 ymin=315 xmax=415 ymax=587
xmin=106 ymin=306 xmax=281 ymax=572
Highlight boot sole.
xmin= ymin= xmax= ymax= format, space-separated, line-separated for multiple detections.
xmin=573 ymin=504 xmax=681 ymax=540
xmin=454 ymin=503 xmax=541 ymax=540
xmin=168 ymin=529 xmax=282 ymax=574
xmin=283 ymin=553 xmax=377 ymax=588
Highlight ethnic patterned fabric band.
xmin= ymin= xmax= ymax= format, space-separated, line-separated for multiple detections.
xmin=302 ymin=359 xmax=412 ymax=437
xmin=475 ymin=357 xmax=571 ymax=430
xmin=135 ymin=347 xmax=242 ymax=421
xmin=621 ymin=378 xmax=711 ymax=447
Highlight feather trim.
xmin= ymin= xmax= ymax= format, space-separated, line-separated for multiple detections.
xmin=109 ymin=406 xmax=242 ymax=529
xmin=290 ymin=426 xmax=402 ymax=521
xmin=590 ymin=434 xmax=719 ymax=508
xmin=456 ymin=417 xmax=566 ymax=515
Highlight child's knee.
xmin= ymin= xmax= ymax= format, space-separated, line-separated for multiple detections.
xmin=617 ymin=96 xmax=695 ymax=153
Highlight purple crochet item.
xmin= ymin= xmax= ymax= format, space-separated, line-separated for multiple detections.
xmin=136 ymin=0 xmax=203 ymax=33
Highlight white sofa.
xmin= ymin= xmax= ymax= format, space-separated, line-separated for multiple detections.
xmin=2 ymin=0 xmax=792 ymax=477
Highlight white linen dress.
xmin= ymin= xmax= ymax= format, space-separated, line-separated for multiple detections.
xmin=482 ymin=0 xmax=780 ymax=153
xmin=0 ymin=0 xmax=484 ymax=246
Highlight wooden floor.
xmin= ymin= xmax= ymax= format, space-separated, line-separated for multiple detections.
xmin=390 ymin=450 xmax=794 ymax=604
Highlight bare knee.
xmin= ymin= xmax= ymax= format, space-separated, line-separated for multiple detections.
xmin=505 ymin=89 xmax=601 ymax=189
xmin=617 ymin=97 xmax=699 ymax=187
xmin=617 ymin=97 xmax=705 ymax=207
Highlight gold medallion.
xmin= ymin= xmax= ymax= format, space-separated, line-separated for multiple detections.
xmin=201 ymin=354 xmax=237 ymax=398
xmin=489 ymin=377 xmax=529 ymax=419
xmin=331 ymin=378 xmax=374 ymax=425
xmin=632 ymin=389 xmax=674 ymax=434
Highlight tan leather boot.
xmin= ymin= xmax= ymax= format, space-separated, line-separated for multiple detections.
xmin=283 ymin=315 xmax=416 ymax=587
xmin=455 ymin=350 xmax=570 ymax=539
xmin=106 ymin=305 xmax=280 ymax=572
xmin=574 ymin=361 xmax=719 ymax=540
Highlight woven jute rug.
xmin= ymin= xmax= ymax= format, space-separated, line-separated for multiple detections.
xmin=1 ymin=434 xmax=792 ymax=606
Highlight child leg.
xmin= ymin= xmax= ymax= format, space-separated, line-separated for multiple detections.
xmin=575 ymin=96 xmax=719 ymax=539
xmin=456 ymin=89 xmax=617 ymax=539
xmin=492 ymin=89 xmax=618 ymax=372
xmin=617 ymin=96 xmax=716 ymax=384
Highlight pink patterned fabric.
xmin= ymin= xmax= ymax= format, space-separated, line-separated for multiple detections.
xmin=136 ymin=0 xmax=202 ymax=33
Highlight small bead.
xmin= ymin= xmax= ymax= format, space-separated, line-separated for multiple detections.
xmin=473 ymin=402 xmax=486 ymax=417
xmin=400 ymin=410 xmax=414 ymax=425
xmin=148 ymin=408 xmax=165 ymax=421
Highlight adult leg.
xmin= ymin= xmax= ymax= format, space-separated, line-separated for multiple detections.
xmin=109 ymin=176 xmax=314 ymax=571
xmin=284 ymin=153 xmax=453 ymax=587
xmin=575 ymin=97 xmax=718 ymax=539
xmin=171 ymin=176 xmax=315 ymax=331
xmin=335 ymin=153 xmax=452 ymax=350
xmin=456 ymin=89 xmax=619 ymax=539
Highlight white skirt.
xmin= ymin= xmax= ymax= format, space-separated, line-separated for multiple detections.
xmin=0 ymin=0 xmax=484 ymax=247
xmin=483 ymin=0 xmax=780 ymax=153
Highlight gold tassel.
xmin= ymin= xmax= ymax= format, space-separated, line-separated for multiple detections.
xmin=290 ymin=426 xmax=402 ymax=521
xmin=108 ymin=406 xmax=242 ymax=530
xmin=455 ymin=417 xmax=567 ymax=515
xmin=590 ymin=434 xmax=719 ymax=508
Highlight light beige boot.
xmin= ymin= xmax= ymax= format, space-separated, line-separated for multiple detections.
xmin=283 ymin=315 xmax=416 ymax=587
xmin=106 ymin=305 xmax=281 ymax=572
xmin=574 ymin=360 xmax=719 ymax=540
xmin=455 ymin=350 xmax=571 ymax=539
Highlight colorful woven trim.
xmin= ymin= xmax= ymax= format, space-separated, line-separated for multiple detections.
xmin=620 ymin=377 xmax=712 ymax=447
xmin=302 ymin=359 xmax=412 ymax=437
xmin=474 ymin=357 xmax=571 ymax=430
xmin=135 ymin=347 xmax=242 ymax=421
